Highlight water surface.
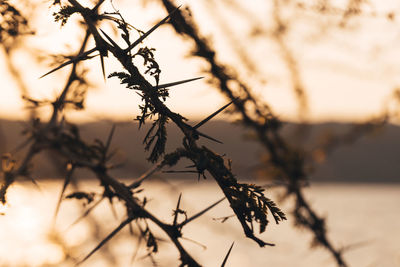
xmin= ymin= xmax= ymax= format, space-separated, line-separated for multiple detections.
xmin=0 ymin=180 xmax=399 ymax=267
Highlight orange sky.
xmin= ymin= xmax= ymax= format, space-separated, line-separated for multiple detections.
xmin=1 ymin=0 xmax=400 ymax=123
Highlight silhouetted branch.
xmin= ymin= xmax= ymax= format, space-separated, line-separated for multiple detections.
xmin=158 ymin=0 xmax=349 ymax=266
xmin=0 ymin=1 xmax=297 ymax=266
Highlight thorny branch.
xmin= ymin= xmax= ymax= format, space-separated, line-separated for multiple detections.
xmin=1 ymin=1 xmax=286 ymax=266
xmin=1 ymin=1 xmax=393 ymax=266
xmin=157 ymin=1 xmax=365 ymax=266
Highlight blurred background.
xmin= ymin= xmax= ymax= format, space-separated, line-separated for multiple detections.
xmin=1 ymin=0 xmax=400 ymax=266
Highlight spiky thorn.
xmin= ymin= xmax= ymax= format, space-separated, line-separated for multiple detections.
xmin=25 ymin=175 xmax=41 ymax=191
xmin=39 ymin=47 xmax=98 ymax=78
xmin=108 ymin=197 xmax=118 ymax=220
xmin=220 ymin=242 xmax=235 ymax=267
xmin=53 ymin=163 xmax=75 ymax=220
xmin=100 ymin=52 xmax=106 ymax=80
xmin=173 ymin=164 xmax=204 ymax=181
xmin=172 ymin=193 xmax=183 ymax=226
xmin=194 ymin=97 xmax=238 ymax=130
xmin=99 ymin=29 xmax=123 ymax=50
xmin=213 ymin=214 xmax=235 ymax=223
xmin=101 ymin=124 xmax=116 ymax=163
xmin=154 ymin=77 xmax=203 ymax=89
xmin=81 ymin=4 xmax=111 ymax=81
xmin=128 ymin=160 xmax=165 ymax=189
xmin=41 ymin=1 xmax=109 ymax=79
xmin=90 ymin=32 xmax=109 ymax=81
xmin=91 ymin=0 xmax=105 ymax=12
xmin=67 ymin=197 xmax=105 ymax=230
xmin=187 ymin=163 xmax=205 ymax=180
xmin=76 ymin=216 xmax=133 ymax=266
xmin=177 ymin=197 xmax=225 ymax=228
xmin=341 ymin=239 xmax=372 ymax=253
xmin=193 ymin=130 xmax=223 ymax=144
xmin=124 ymin=6 xmax=182 ymax=53
xmin=185 ymin=98 xmax=238 ymax=144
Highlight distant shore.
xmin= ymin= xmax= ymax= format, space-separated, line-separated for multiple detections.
xmin=1 ymin=119 xmax=399 ymax=183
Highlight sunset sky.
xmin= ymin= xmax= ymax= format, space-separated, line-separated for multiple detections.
xmin=1 ymin=0 xmax=400 ymax=123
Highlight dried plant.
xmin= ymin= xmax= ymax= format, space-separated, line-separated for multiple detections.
xmin=1 ymin=1 xmax=286 ymax=266
xmin=1 ymin=1 xmax=397 ymax=267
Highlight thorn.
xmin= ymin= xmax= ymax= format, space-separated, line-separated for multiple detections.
xmin=213 ymin=214 xmax=235 ymax=223
xmin=220 ymin=242 xmax=235 ymax=267
xmin=178 ymin=197 xmax=225 ymax=228
xmin=341 ymin=239 xmax=374 ymax=253
xmin=39 ymin=47 xmax=97 ymax=78
xmin=99 ymin=29 xmax=122 ymax=51
xmin=194 ymin=129 xmax=223 ymax=144
xmin=125 ymin=6 xmax=182 ymax=53
xmin=186 ymin=98 xmax=239 ymax=144
xmin=28 ymin=176 xmax=41 ymax=191
xmin=173 ymin=193 xmax=182 ymax=226
xmin=100 ymin=54 xmax=106 ymax=81
xmin=194 ymin=98 xmax=238 ymax=130
xmin=67 ymin=198 xmax=105 ymax=230
xmin=128 ymin=161 xmax=164 ymax=189
xmin=53 ymin=164 xmax=75 ymax=221
xmin=103 ymin=124 xmax=116 ymax=162
xmin=154 ymin=77 xmax=203 ymax=89
xmin=76 ymin=216 xmax=133 ymax=266
xmin=92 ymin=0 xmax=106 ymax=11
